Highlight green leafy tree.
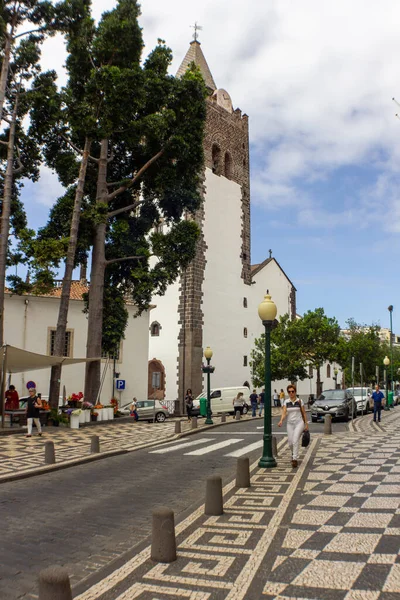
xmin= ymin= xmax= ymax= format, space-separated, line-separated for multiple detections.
xmin=251 ymin=308 xmax=342 ymax=395
xmin=0 ymin=34 xmax=58 ymax=345
xmin=34 ymin=0 xmax=207 ymax=403
xmin=251 ymin=314 xmax=308 ymax=386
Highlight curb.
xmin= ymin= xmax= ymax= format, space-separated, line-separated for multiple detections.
xmin=0 ymin=413 xmax=276 ymax=485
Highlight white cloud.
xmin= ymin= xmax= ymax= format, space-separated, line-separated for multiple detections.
xmin=32 ymin=0 xmax=400 ymax=231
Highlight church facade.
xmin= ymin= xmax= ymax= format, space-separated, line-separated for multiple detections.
xmin=148 ymin=39 xmax=300 ymax=409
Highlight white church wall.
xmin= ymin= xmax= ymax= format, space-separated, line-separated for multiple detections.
xmin=148 ymin=280 xmax=180 ymax=400
xmin=201 ymin=167 xmax=250 ymax=391
xmin=4 ymin=293 xmax=149 ymax=406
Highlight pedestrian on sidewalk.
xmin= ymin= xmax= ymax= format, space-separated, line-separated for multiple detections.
xmin=259 ymin=388 xmax=265 ymax=416
xmin=279 ymin=389 xmax=285 ymax=407
xmin=233 ymin=392 xmax=244 ymax=417
xmin=371 ymin=384 xmax=384 ymax=423
xmin=185 ymin=389 xmax=194 ymax=421
xmin=273 ymin=389 xmax=279 ymax=407
xmin=278 ymin=384 xmax=308 ymax=468
xmin=25 ymin=388 xmax=42 ymax=438
xmin=250 ymin=389 xmax=258 ymax=417
xmin=130 ymin=397 xmax=139 ymax=422
xmin=5 ymin=384 xmax=19 ymax=410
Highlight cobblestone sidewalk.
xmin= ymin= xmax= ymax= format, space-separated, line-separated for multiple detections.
xmin=0 ymin=411 xmax=281 ymax=482
xmin=74 ymin=411 xmax=400 ymax=600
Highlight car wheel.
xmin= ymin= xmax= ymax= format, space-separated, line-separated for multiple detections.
xmin=242 ymin=406 xmax=248 ymax=415
xmin=155 ymin=412 xmax=166 ymax=423
xmin=311 ymin=417 xmax=317 ymax=423
xmin=364 ymin=403 xmax=369 ymax=414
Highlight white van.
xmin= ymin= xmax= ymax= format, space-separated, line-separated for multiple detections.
xmin=192 ymin=387 xmax=251 ymax=416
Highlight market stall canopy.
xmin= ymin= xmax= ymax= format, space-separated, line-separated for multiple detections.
xmin=1 ymin=345 xmax=101 ymax=374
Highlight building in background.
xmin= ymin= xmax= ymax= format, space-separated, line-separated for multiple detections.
xmin=4 ymin=281 xmax=149 ymax=405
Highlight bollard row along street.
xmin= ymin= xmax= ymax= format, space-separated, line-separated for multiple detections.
xmin=38 ymin=409 xmax=400 ymax=600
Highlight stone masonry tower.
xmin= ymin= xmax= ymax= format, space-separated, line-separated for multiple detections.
xmin=176 ymin=39 xmax=251 ymax=409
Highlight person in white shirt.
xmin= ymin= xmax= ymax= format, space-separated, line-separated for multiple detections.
xmin=273 ymin=390 xmax=279 ymax=407
xmin=278 ymin=384 xmax=308 ymax=468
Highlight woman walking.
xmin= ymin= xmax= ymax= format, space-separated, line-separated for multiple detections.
xmin=185 ymin=389 xmax=194 ymax=421
xmin=278 ymin=385 xmax=308 ymax=468
xmin=233 ymin=392 xmax=244 ymax=418
xmin=25 ymin=388 xmax=42 ymax=437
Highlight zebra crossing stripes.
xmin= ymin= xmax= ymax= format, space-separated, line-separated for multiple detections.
xmin=225 ymin=439 xmax=264 ymax=457
xmin=184 ymin=438 xmax=244 ymax=456
xmin=149 ymin=438 xmax=214 ymax=454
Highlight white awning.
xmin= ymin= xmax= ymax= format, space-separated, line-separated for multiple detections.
xmin=1 ymin=345 xmax=100 ymax=374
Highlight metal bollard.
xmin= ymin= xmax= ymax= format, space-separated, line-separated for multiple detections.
xmin=44 ymin=441 xmax=55 ymax=465
xmin=221 ymin=413 xmax=226 ymax=423
xmin=324 ymin=414 xmax=332 ymax=435
xmin=236 ymin=457 xmax=250 ymax=488
xmin=175 ymin=420 xmax=181 ymax=434
xmin=272 ymin=435 xmax=278 ymax=458
xmin=38 ymin=566 xmax=72 ymax=600
xmin=90 ymin=435 xmax=100 ymax=454
xmin=151 ymin=507 xmax=177 ymax=563
xmin=205 ymin=475 xmax=223 ymax=515
xmin=191 ymin=416 xmax=197 ymax=429
xmin=235 ymin=410 xmax=241 ymax=421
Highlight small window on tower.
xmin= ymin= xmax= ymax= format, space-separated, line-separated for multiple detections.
xmin=150 ymin=321 xmax=161 ymax=337
xmin=243 ymin=355 xmax=248 ymax=367
xmin=224 ymin=152 xmax=232 ymax=179
xmin=243 ymin=327 xmax=248 ymax=338
xmin=212 ymin=143 xmax=221 ymax=175
xmin=327 ymin=364 xmax=331 ymax=378
xmin=243 ymin=297 xmax=247 ymax=308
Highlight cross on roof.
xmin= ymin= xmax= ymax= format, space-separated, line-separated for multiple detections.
xmin=191 ymin=22 xmax=203 ymax=42
xmin=269 ymin=249 xmax=272 ymax=258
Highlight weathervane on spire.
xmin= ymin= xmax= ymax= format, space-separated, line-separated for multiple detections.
xmin=191 ymin=22 xmax=202 ymax=42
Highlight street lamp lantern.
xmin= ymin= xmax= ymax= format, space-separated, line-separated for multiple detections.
xmin=202 ymin=346 xmax=214 ymax=425
xmin=204 ymin=346 xmax=213 ymax=361
xmin=258 ymin=292 xmax=278 ymax=322
xmin=383 ymin=356 xmax=390 ymax=411
xmin=258 ymin=290 xmax=278 ymax=469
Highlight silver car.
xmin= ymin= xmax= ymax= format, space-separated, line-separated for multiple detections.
xmin=120 ymin=400 xmax=169 ymax=423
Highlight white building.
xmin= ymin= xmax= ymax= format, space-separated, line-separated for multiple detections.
xmin=4 ymin=281 xmax=149 ymax=405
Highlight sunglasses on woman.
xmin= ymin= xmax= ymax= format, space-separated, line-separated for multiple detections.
xmin=288 ymin=390 xmax=296 ymax=394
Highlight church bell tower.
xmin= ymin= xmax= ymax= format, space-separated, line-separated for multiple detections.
xmin=176 ymin=36 xmax=251 ymax=408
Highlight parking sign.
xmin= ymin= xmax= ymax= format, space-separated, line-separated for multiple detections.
xmin=116 ymin=379 xmax=125 ymax=390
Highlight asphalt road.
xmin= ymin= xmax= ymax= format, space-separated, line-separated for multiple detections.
xmin=0 ymin=415 xmax=347 ymax=600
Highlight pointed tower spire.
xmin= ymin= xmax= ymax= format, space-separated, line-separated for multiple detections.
xmin=176 ymin=38 xmax=217 ymax=92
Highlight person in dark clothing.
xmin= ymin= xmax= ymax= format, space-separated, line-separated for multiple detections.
xmin=250 ymin=389 xmax=258 ymax=417
xmin=5 ymin=384 xmax=19 ymax=410
xmin=185 ymin=389 xmax=194 ymax=421
xmin=371 ymin=384 xmax=385 ymax=423
xmin=259 ymin=388 xmax=265 ymax=416
xmin=26 ymin=388 xmax=42 ymax=437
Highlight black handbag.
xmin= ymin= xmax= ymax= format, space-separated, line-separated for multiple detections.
xmin=301 ymin=429 xmax=310 ymax=447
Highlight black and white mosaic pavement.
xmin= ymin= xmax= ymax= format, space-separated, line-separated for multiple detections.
xmin=74 ymin=413 xmax=400 ymax=600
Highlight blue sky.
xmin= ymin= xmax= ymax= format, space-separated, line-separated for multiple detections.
xmin=16 ymin=0 xmax=400 ymax=332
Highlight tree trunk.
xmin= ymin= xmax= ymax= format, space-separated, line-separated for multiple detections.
xmin=316 ymin=366 xmax=322 ymax=397
xmin=0 ymin=27 xmax=14 ymax=127
xmin=48 ymin=138 xmax=91 ymax=409
xmin=84 ymin=139 xmax=108 ymax=403
xmin=0 ymin=92 xmax=19 ymax=347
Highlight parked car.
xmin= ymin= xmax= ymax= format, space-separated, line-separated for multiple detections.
xmin=120 ymin=399 xmax=169 ymax=422
xmin=311 ymin=389 xmax=357 ymax=422
xmin=192 ymin=387 xmax=250 ymax=417
xmin=346 ymin=387 xmax=373 ymax=414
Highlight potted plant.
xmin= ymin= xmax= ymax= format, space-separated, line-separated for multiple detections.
xmin=93 ymin=404 xmax=104 ymax=421
xmin=91 ymin=411 xmax=98 ymax=422
xmin=82 ymin=401 xmax=93 ymax=423
xmin=70 ymin=409 xmax=81 ymax=429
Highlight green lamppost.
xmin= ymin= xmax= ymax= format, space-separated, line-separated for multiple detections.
xmin=258 ymin=291 xmax=278 ymax=469
xmin=388 ymin=305 xmax=394 ymax=407
xmin=203 ymin=346 xmax=214 ymax=425
xmin=384 ymin=355 xmax=390 ymax=411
